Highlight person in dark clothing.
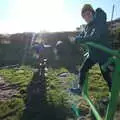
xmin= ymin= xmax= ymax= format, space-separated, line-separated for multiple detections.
xmin=69 ymin=4 xmax=112 ymax=95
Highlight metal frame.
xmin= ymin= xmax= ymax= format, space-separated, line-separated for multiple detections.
xmin=72 ymin=42 xmax=120 ymax=120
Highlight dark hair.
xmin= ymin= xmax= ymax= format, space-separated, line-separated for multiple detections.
xmin=81 ymin=4 xmax=95 ymax=17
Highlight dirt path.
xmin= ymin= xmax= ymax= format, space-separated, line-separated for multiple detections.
xmin=0 ymin=76 xmax=19 ymax=100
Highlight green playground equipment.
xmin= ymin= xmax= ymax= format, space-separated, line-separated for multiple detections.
xmin=72 ymin=42 xmax=120 ymax=120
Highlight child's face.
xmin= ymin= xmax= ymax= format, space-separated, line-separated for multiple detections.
xmin=82 ymin=11 xmax=93 ymax=23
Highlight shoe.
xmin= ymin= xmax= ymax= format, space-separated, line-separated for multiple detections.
xmin=69 ymin=87 xmax=82 ymax=95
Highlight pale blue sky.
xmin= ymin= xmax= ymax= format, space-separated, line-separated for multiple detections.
xmin=0 ymin=0 xmax=119 ymax=33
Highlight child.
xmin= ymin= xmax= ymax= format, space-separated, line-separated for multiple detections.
xmin=70 ymin=4 xmax=112 ymax=95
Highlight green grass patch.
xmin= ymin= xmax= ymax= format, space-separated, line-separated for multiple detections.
xmin=0 ymin=64 xmax=109 ymax=119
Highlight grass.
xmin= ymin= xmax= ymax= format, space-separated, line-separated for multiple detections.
xmin=88 ymin=64 xmax=109 ymax=102
xmin=0 ymin=64 xmax=109 ymax=120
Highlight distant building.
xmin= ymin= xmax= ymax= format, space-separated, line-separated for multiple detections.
xmin=108 ymin=18 xmax=120 ymax=32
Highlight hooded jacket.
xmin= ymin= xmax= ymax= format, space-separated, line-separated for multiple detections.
xmin=75 ymin=8 xmax=111 ymax=64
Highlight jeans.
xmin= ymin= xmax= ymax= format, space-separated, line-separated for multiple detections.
xmin=79 ymin=58 xmax=112 ymax=91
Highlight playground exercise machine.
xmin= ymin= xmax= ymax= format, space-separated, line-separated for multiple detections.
xmin=72 ymin=42 xmax=120 ymax=120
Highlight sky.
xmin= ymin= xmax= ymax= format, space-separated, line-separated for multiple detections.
xmin=0 ymin=0 xmax=119 ymax=33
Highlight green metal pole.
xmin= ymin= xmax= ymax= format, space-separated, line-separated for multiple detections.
xmin=83 ymin=95 xmax=103 ymax=120
xmin=86 ymin=42 xmax=120 ymax=58
xmin=71 ymin=104 xmax=81 ymax=117
xmin=82 ymin=73 xmax=89 ymax=96
xmin=82 ymin=73 xmax=103 ymax=120
xmin=105 ymin=58 xmax=120 ymax=120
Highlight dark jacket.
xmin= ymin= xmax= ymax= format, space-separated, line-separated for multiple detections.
xmin=75 ymin=8 xmax=111 ymax=64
